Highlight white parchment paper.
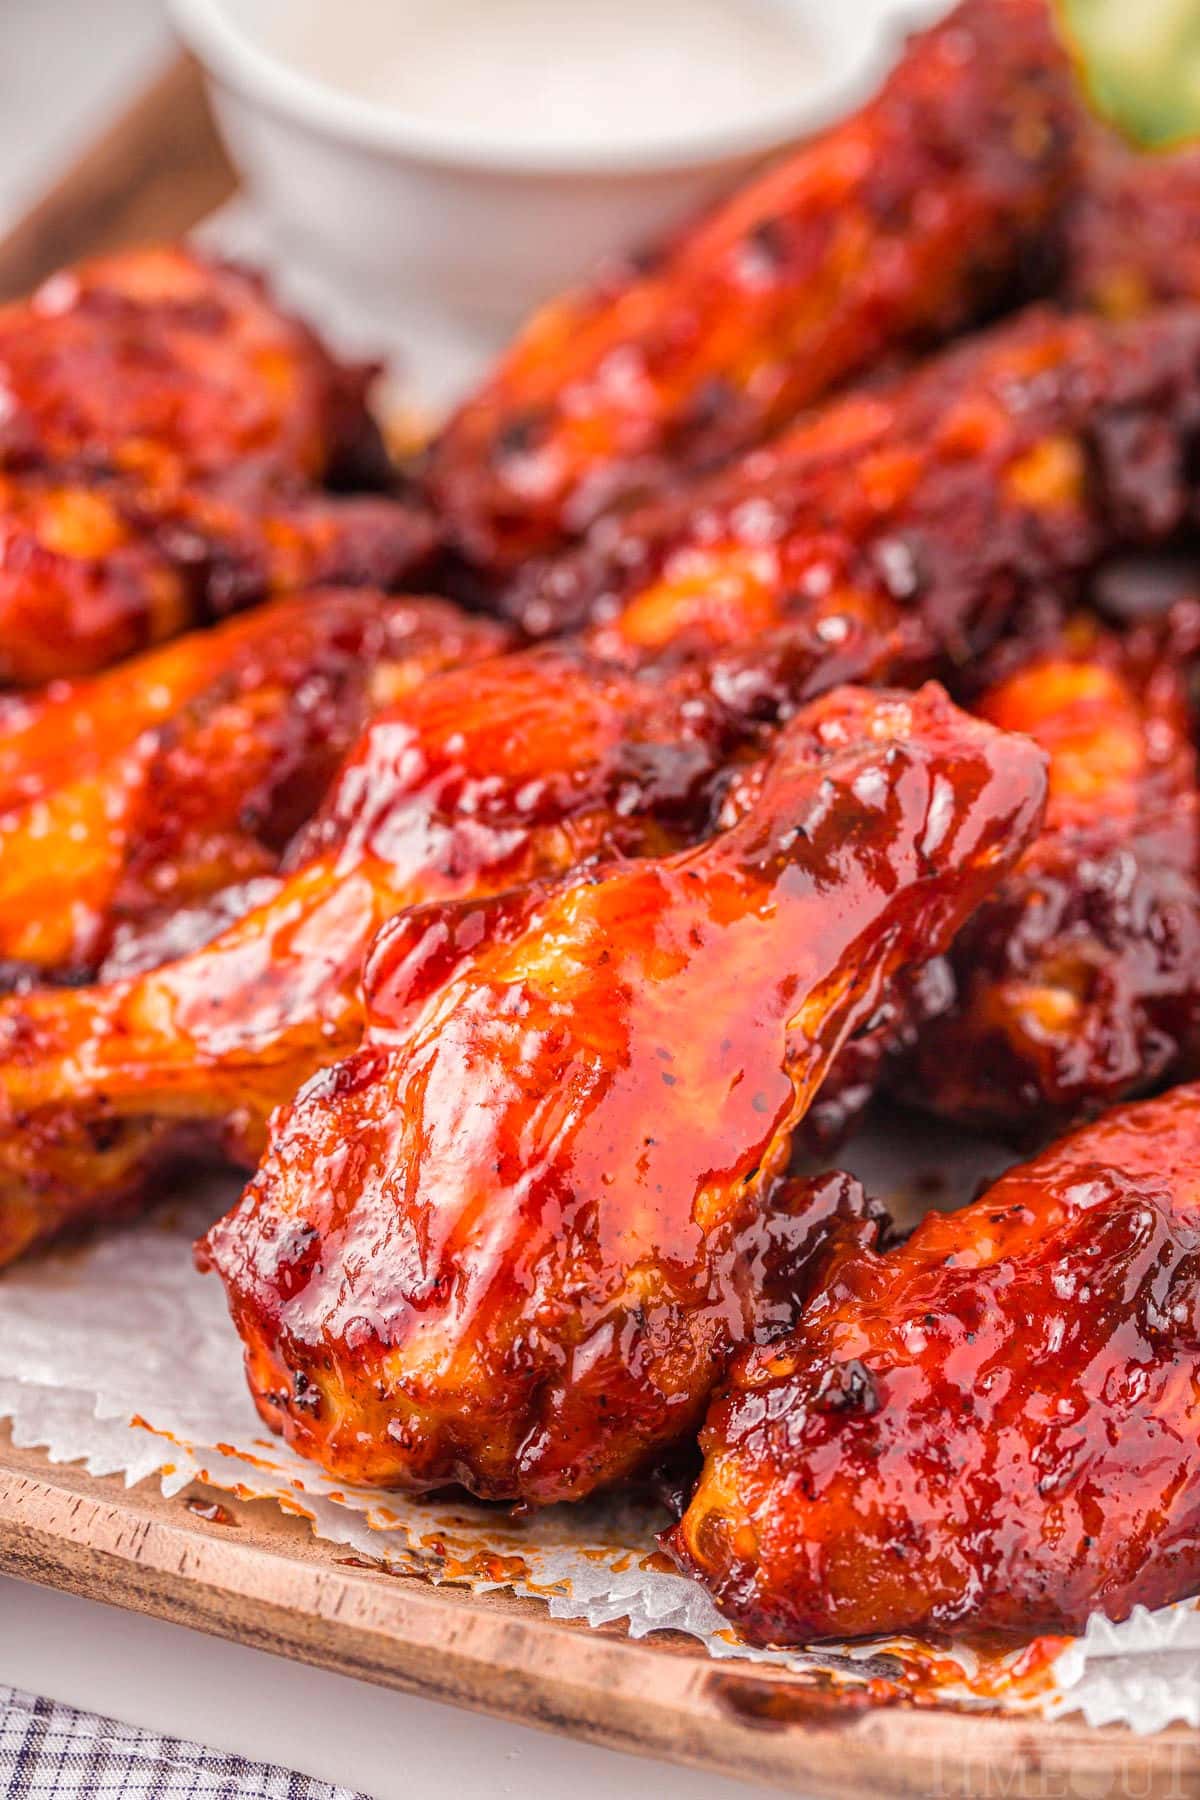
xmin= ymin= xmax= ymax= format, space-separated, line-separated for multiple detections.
xmin=1 ymin=1119 xmax=1198 ymax=1734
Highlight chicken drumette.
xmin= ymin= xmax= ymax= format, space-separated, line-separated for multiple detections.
xmin=198 ymin=683 xmax=1046 ymax=1504
xmin=673 ymin=1083 xmax=1200 ymax=1643
xmin=427 ymin=0 xmax=1079 ymax=576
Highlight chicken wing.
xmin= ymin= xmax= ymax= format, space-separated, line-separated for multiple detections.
xmin=0 ymin=589 xmax=508 ymax=985
xmin=894 ymin=610 xmax=1200 ymax=1134
xmin=1065 ymin=124 xmax=1200 ymax=316
xmin=0 ymin=246 xmax=384 ymax=490
xmin=198 ymin=683 xmax=1047 ymax=1504
xmin=0 ymin=247 xmax=434 ymax=682
xmin=673 ymin=1082 xmax=1200 ymax=1643
xmin=0 ymin=467 xmax=434 ymax=685
xmin=426 ymin=0 xmax=1079 ymax=576
xmin=0 ymin=642 xmax=771 ymax=1263
xmin=511 ymin=305 xmax=1200 ymax=664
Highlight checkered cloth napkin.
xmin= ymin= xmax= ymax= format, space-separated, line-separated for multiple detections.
xmin=0 ymin=1686 xmax=369 ymax=1799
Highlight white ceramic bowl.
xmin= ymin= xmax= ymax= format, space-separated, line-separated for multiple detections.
xmin=171 ymin=0 xmax=926 ymax=329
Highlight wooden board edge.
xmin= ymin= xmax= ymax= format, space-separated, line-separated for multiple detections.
xmin=0 ymin=1439 xmax=1193 ymax=1799
xmin=0 ymin=53 xmax=236 ymax=303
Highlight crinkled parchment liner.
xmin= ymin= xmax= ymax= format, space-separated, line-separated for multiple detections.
xmin=2 ymin=1120 xmax=1199 ymax=1735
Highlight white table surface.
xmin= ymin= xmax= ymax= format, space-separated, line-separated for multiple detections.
xmin=0 ymin=6 xmax=786 ymax=1794
xmin=0 ymin=1575 xmax=774 ymax=1800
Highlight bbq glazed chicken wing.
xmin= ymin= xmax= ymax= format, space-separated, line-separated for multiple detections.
xmin=0 ymin=247 xmax=384 ymax=490
xmin=0 ymin=246 xmax=434 ymax=683
xmin=512 ymin=305 xmax=1200 ymax=662
xmin=426 ymin=0 xmax=1079 ymax=576
xmin=673 ymin=1083 xmax=1200 ymax=1643
xmin=0 ymin=463 xmax=434 ymax=686
xmin=198 ymin=684 xmax=1047 ymax=1505
xmin=1065 ymin=124 xmax=1200 ymax=316
xmin=896 ymin=611 xmax=1200 ymax=1134
xmin=0 ymin=589 xmax=508 ymax=985
xmin=0 ymin=643 xmax=772 ymax=1264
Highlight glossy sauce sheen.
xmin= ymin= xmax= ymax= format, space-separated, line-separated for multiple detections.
xmin=896 ymin=610 xmax=1200 ymax=1134
xmin=673 ymin=1085 xmax=1200 ymax=1643
xmin=0 ymin=246 xmax=371 ymax=488
xmin=199 ymin=683 xmax=1047 ymax=1505
xmin=0 ymin=590 xmax=507 ymax=983
xmin=0 ymin=247 xmax=432 ymax=683
xmin=517 ymin=304 xmax=1200 ymax=662
xmin=0 ymin=643 xmax=771 ymax=1264
xmin=427 ymin=0 xmax=1079 ymax=573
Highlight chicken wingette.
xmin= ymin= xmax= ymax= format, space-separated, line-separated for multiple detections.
xmin=808 ymin=607 xmax=1200 ymax=1144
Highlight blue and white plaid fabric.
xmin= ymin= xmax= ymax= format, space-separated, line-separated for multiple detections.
xmin=0 ymin=1686 xmax=369 ymax=1799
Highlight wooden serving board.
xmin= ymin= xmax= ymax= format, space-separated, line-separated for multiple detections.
xmin=0 ymin=53 xmax=1197 ymax=1800
xmin=2 ymin=1428 xmax=1196 ymax=1799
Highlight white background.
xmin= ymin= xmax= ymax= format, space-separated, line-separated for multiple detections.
xmin=0 ymin=4 xmax=782 ymax=1793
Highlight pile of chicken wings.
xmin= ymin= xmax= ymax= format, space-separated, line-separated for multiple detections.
xmin=6 ymin=0 xmax=1200 ymax=1652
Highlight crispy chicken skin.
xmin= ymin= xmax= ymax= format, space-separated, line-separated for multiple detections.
xmin=0 ymin=644 xmax=775 ymax=1263
xmin=511 ymin=305 xmax=1200 ymax=656
xmin=673 ymin=1084 xmax=1200 ymax=1643
xmin=0 ymin=590 xmax=508 ymax=985
xmin=896 ymin=611 xmax=1200 ymax=1134
xmin=426 ymin=0 xmax=1079 ymax=575
xmin=197 ymin=684 xmax=1047 ymax=1504
xmin=0 ymin=246 xmax=383 ymax=489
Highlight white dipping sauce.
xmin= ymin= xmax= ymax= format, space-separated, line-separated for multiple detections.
xmin=262 ymin=0 xmax=818 ymax=154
